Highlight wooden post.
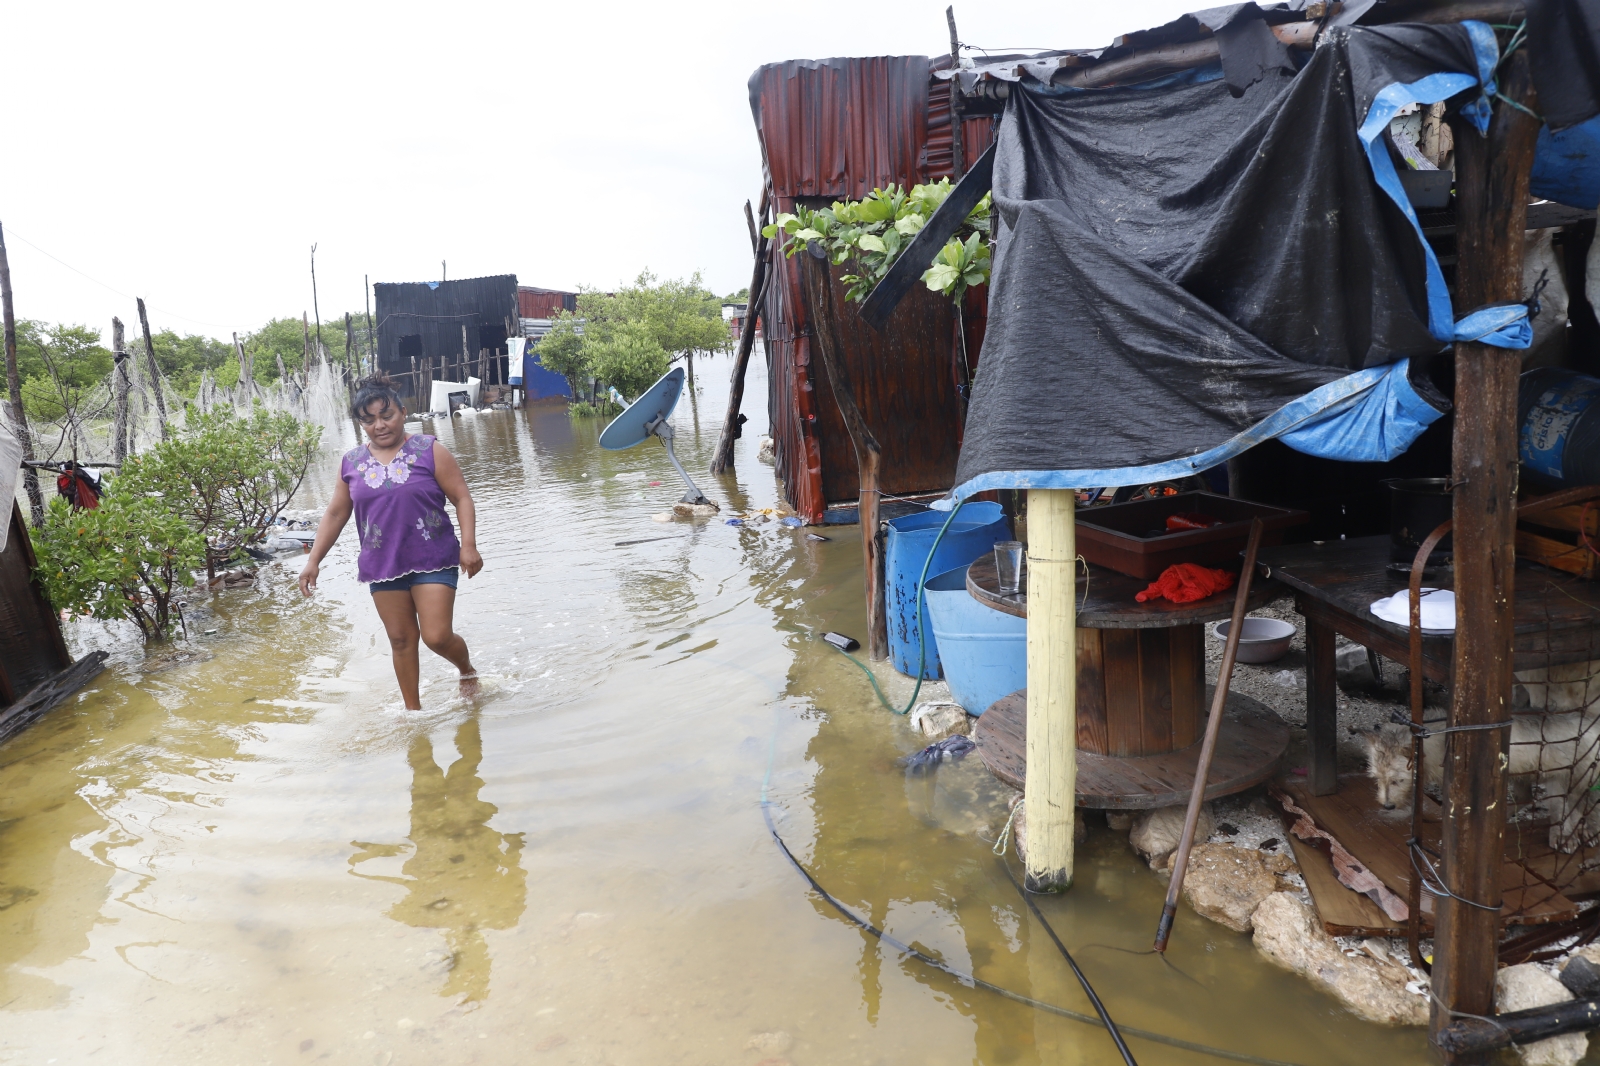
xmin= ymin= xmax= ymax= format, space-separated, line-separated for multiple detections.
xmin=802 ymin=252 xmax=889 ymax=660
xmin=712 ymin=200 xmax=771 ymax=475
xmin=310 ymin=243 xmax=323 ymax=359
xmin=1025 ymin=488 xmax=1076 ymax=891
xmin=0 ymin=222 xmax=43 ymax=523
xmin=235 ymin=329 xmax=251 ymax=400
xmin=365 ymin=274 xmax=375 ymax=376
xmin=461 ymin=325 xmax=470 ymax=381
xmin=946 ymin=7 xmax=965 ymax=180
xmin=135 ymin=299 xmax=170 ymax=439
xmin=111 ymin=317 xmax=130 ymax=464
xmin=1431 ymin=53 xmax=1541 ymax=1063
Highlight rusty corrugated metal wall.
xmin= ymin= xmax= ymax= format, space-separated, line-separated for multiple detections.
xmin=749 ymin=56 xmax=996 ymax=523
xmin=517 ymin=287 xmax=578 ymax=319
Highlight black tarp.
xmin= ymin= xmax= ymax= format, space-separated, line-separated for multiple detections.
xmin=951 ymin=23 xmax=1535 ymax=495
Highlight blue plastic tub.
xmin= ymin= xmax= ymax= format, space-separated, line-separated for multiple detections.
xmin=923 ymin=564 xmax=1027 ymax=715
xmin=884 ymin=502 xmax=1009 ymax=679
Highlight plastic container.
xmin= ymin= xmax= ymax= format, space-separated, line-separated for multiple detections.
xmin=1518 ymin=368 xmax=1600 ymax=487
xmin=1212 ymin=617 xmax=1297 ymax=664
xmin=884 ymin=502 xmax=1010 ymax=679
xmin=1075 ymin=491 xmax=1307 ymax=580
xmin=924 ymin=564 xmax=1027 ymax=713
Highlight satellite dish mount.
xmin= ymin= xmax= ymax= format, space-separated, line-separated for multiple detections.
xmin=644 ymin=413 xmax=709 ymax=505
xmin=597 ymin=366 xmax=710 ymax=506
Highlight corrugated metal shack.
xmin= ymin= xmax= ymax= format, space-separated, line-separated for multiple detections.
xmin=517 ymin=286 xmax=578 ymax=320
xmin=749 ymin=56 xmax=997 ymax=524
xmin=374 ymin=276 xmax=521 ymax=405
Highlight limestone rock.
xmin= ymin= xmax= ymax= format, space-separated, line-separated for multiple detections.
xmin=746 ymin=1031 xmax=793 ymax=1055
xmin=1252 ymin=893 xmax=1427 ymax=1026
xmin=651 ymin=511 xmax=675 ymax=523
xmin=673 ymin=501 xmax=720 ymax=518
xmin=1180 ymin=844 xmax=1279 ymax=933
xmin=1106 ymin=811 xmax=1135 ymax=833
xmin=757 ymin=436 xmax=776 ymax=463
xmin=1130 ymin=804 xmax=1214 ymax=868
xmin=1497 ymin=964 xmax=1587 ymax=1066
xmin=910 ymin=702 xmax=971 ymax=739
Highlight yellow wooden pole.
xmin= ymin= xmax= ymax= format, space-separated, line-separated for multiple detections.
xmin=1024 ymin=488 xmax=1076 ymax=891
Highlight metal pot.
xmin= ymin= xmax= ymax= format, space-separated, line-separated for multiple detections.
xmin=1383 ymin=477 xmax=1453 ymax=565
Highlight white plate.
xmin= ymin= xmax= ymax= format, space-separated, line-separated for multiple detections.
xmin=1369 ymin=588 xmax=1455 ymax=634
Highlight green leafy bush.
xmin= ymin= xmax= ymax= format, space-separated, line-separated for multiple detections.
xmin=584 ymin=320 xmax=671 ymax=402
xmin=762 ymin=180 xmax=992 ymax=303
xmin=118 ymin=406 xmax=323 ymax=579
xmin=32 ymin=491 xmax=205 ymax=641
xmin=536 ymin=312 xmax=590 ymax=394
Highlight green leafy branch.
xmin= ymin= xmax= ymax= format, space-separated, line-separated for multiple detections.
xmin=761 ymin=180 xmax=992 ymax=304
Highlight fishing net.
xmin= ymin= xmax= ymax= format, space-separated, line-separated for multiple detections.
xmin=1404 ymin=492 xmax=1600 ymax=965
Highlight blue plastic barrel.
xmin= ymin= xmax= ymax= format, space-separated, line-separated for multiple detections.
xmin=1518 ymin=368 xmax=1600 ymax=487
xmin=884 ymin=502 xmax=1009 ymax=679
xmin=923 ymin=564 xmax=1027 ymax=714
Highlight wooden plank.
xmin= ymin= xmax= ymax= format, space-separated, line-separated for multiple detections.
xmin=1170 ymin=624 xmax=1203 ymax=750
xmin=1285 ymin=776 xmax=1579 ymax=925
xmin=1288 ymin=833 xmax=1404 ymax=937
xmin=1102 ymin=629 xmax=1144 ymax=757
xmin=1516 ymin=528 xmax=1600 ymax=579
xmin=1076 ymin=628 xmax=1109 ymax=753
xmin=0 ymin=651 xmax=108 ymax=747
xmin=1137 ymin=627 xmax=1173 ymax=755
xmin=1304 ymin=615 xmax=1338 ymax=796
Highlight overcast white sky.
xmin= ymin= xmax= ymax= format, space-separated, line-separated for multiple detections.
xmin=2 ymin=0 xmax=1199 ymax=344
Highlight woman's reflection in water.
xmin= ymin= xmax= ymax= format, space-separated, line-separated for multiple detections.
xmin=362 ymin=715 xmax=526 ymax=1004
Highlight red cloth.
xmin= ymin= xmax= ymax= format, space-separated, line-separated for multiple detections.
xmin=1135 ymin=563 xmax=1235 ymax=604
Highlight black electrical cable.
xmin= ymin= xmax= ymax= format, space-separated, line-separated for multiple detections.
xmin=760 ymin=802 xmax=1310 ymax=1066
xmin=999 ymin=858 xmax=1138 ymax=1066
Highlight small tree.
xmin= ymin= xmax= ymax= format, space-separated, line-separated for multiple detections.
xmin=535 ymin=312 xmax=590 ymax=396
xmin=32 ymin=490 xmax=205 ymax=641
xmin=119 ymin=406 xmax=323 ymax=579
xmin=586 ymin=320 xmax=671 ymax=402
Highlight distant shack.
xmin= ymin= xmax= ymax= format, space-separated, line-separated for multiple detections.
xmin=374 ymin=275 xmax=520 ymax=406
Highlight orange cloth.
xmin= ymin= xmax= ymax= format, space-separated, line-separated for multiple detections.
xmin=1134 ymin=563 xmax=1236 ymax=604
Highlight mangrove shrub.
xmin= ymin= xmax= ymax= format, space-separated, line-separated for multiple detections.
xmin=32 ymin=490 xmax=205 ymax=641
xmin=119 ymin=407 xmax=323 ymax=579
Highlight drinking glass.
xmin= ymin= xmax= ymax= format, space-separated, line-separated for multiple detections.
xmin=994 ymin=541 xmax=1025 ymax=594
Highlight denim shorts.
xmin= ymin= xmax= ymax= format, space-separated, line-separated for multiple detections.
xmin=370 ymin=567 xmax=459 ymax=594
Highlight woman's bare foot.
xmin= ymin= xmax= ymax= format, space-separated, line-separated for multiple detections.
xmin=458 ymin=672 xmax=481 ymax=699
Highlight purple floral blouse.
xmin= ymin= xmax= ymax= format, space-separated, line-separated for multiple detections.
xmin=340 ymin=434 xmax=461 ymax=583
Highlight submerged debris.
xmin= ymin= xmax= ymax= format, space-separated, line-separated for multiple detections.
xmin=899 ymin=735 xmax=975 ymax=772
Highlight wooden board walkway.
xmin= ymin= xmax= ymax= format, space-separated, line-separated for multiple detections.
xmin=973 ymin=688 xmax=1289 ymax=809
xmin=1282 ymin=776 xmax=1584 ymax=929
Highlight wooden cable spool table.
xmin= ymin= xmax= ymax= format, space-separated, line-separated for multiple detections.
xmin=966 ymin=554 xmax=1291 ymax=808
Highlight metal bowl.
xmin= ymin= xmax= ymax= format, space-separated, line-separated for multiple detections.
xmin=1213 ymin=617 xmax=1297 ymax=664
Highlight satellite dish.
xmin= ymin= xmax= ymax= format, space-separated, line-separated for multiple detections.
xmin=598 ymin=367 xmax=710 ymax=505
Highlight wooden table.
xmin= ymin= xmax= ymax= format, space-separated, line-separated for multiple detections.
xmin=966 ymin=554 xmax=1289 ymax=807
xmin=1258 ymin=535 xmax=1600 ymax=796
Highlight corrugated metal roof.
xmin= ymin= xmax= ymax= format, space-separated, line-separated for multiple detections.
xmin=749 ymin=56 xmax=996 ymax=520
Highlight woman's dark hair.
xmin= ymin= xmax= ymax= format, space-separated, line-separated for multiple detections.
xmin=350 ymin=373 xmax=405 ymax=420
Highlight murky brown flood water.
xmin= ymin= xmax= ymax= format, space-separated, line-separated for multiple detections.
xmin=1 ymin=357 xmax=1445 ymax=1064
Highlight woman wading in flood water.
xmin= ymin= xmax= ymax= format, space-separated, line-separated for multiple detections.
xmin=300 ymin=373 xmax=484 ymax=708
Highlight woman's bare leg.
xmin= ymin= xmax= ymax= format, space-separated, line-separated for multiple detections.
xmin=412 ymin=584 xmax=478 ymax=696
xmin=372 ymin=590 xmax=424 ymax=709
